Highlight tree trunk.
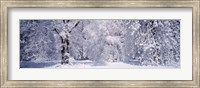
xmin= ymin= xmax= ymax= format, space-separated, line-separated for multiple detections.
xmin=61 ymin=36 xmax=70 ymax=64
xmin=53 ymin=20 xmax=80 ymax=64
xmin=53 ymin=28 xmax=70 ymax=64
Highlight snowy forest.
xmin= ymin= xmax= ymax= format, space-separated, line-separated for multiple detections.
xmin=20 ymin=20 xmax=180 ymax=68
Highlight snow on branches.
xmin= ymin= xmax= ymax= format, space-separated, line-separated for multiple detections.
xmin=20 ymin=20 xmax=180 ymax=67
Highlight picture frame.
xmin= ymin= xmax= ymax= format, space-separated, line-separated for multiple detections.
xmin=0 ymin=0 xmax=199 ymax=87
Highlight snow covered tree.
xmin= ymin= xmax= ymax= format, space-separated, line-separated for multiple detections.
xmin=123 ymin=20 xmax=141 ymax=62
xmin=80 ymin=20 xmax=108 ymax=65
xmin=122 ymin=20 xmax=180 ymax=67
xmin=20 ymin=20 xmax=60 ymax=62
xmin=101 ymin=20 xmax=125 ymax=62
xmin=52 ymin=20 xmax=80 ymax=64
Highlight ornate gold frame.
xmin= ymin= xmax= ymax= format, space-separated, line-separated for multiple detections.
xmin=0 ymin=0 xmax=199 ymax=87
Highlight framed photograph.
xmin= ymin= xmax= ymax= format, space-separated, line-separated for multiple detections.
xmin=1 ymin=0 xmax=199 ymax=87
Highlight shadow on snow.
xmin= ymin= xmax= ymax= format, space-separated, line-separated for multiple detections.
xmin=20 ymin=61 xmax=59 ymax=68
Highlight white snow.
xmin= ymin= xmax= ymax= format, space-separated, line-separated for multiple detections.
xmin=105 ymin=36 xmax=121 ymax=45
xmin=59 ymin=31 xmax=66 ymax=39
xmin=44 ymin=60 xmax=177 ymax=69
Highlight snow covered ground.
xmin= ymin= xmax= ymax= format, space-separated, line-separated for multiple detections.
xmin=20 ymin=60 xmax=179 ymax=69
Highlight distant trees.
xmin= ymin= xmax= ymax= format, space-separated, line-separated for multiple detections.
xmin=20 ymin=20 xmax=60 ymax=62
xmin=123 ymin=20 xmax=141 ymax=62
xmin=20 ymin=20 xmax=180 ymax=67
xmin=101 ymin=20 xmax=125 ymax=62
xmin=80 ymin=20 xmax=108 ymax=65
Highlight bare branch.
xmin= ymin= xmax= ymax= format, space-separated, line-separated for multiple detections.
xmin=53 ymin=28 xmax=60 ymax=35
xmin=69 ymin=21 xmax=80 ymax=33
xmin=53 ymin=28 xmax=65 ymax=43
